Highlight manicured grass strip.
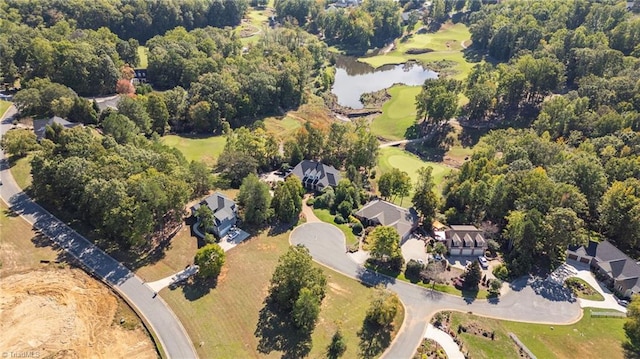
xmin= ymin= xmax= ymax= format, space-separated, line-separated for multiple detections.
xmin=137 ymin=46 xmax=148 ymax=69
xmin=313 ymin=208 xmax=358 ymax=247
xmin=371 ymin=85 xmax=421 ymax=141
xmin=159 ymin=135 xmax=226 ymax=167
xmin=9 ymin=154 xmax=33 ymax=190
xmin=158 ymin=230 xmax=393 ymax=358
xmin=449 ymin=308 xmax=626 ymax=359
xmin=0 ymin=100 xmax=10 ymax=117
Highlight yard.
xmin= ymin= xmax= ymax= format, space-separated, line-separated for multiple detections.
xmin=0 ymin=202 xmax=59 ymax=272
xmin=371 ymin=85 xmax=421 ymax=141
xmin=448 ymin=308 xmax=627 ymax=359
xmin=135 ymin=225 xmax=198 ymax=282
xmin=159 ymin=134 xmax=226 ymax=167
xmin=313 ymin=207 xmax=359 ymax=247
xmin=9 ymin=153 xmax=33 ymax=190
xmin=155 ymin=229 xmax=399 ymax=358
xmin=359 ymin=22 xmax=475 ymax=81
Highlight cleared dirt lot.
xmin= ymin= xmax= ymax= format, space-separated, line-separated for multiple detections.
xmin=1 ymin=202 xmax=156 ymax=359
xmin=0 ymin=268 xmax=157 ymax=359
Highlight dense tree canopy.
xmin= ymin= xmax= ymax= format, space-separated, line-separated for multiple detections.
xmin=237 ymin=173 xmax=272 ymax=225
xmin=30 ymin=126 xmax=200 ymax=248
xmin=2 ymin=0 xmax=248 ymax=43
xmin=145 ymin=26 xmax=329 ymax=132
xmin=0 ymin=20 xmax=128 ymax=95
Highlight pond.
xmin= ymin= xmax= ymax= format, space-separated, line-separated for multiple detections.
xmin=331 ymin=55 xmax=437 ymax=109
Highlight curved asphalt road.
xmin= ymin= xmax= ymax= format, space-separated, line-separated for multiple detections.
xmin=0 ymin=105 xmax=197 ymax=359
xmin=291 ymin=222 xmax=582 ymax=359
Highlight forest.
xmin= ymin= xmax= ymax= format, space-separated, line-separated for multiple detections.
xmin=0 ymin=0 xmax=248 ymax=42
xmin=436 ymin=0 xmax=640 ymax=275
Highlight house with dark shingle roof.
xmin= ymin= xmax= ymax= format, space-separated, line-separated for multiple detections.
xmin=567 ymin=240 xmax=640 ymax=298
xmin=287 ymin=160 xmax=341 ymax=192
xmin=354 ymin=199 xmax=418 ymax=242
xmin=444 ymin=225 xmax=487 ymax=256
xmin=190 ymin=192 xmax=237 ymax=238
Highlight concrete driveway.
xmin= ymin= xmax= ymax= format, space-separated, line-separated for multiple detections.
xmin=290 ymin=222 xmax=582 ymax=359
xmin=401 ymin=236 xmax=427 ymax=264
xmin=565 ymin=260 xmax=627 ymax=313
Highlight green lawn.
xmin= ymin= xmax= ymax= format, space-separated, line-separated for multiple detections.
xmin=135 ymin=225 xmax=198 ymax=282
xmin=0 ymin=100 xmax=10 ymax=117
xmin=449 ymin=308 xmax=627 ymax=359
xmin=9 ymin=154 xmax=33 ymax=190
xmin=376 ymin=147 xmax=452 ymax=204
xmin=359 ymin=23 xmax=474 ymax=81
xmin=313 ymin=208 xmax=359 ymax=247
xmin=137 ymin=46 xmax=148 ymax=69
xmin=157 ymin=229 xmax=397 ymax=358
xmin=371 ymin=85 xmax=421 ymax=141
xmin=566 ymin=277 xmax=605 ymax=301
xmin=159 ymin=135 xmax=226 ymax=167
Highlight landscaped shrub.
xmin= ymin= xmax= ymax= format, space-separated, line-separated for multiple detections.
xmin=488 ymin=279 xmax=502 ymax=297
xmin=306 ymin=197 xmax=315 ymax=206
xmin=314 ymin=187 xmax=335 ymax=209
xmin=405 ymin=259 xmax=425 ymax=281
xmin=352 ymin=222 xmax=363 ymax=235
xmin=492 ymin=264 xmax=510 ymax=281
xmin=334 ymin=215 xmax=347 ymax=224
xmin=337 ymin=200 xmax=353 ymax=218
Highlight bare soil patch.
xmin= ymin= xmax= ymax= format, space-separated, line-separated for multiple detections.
xmin=0 ymin=268 xmax=157 ymax=359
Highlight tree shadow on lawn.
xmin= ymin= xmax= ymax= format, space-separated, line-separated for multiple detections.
xmin=254 ymin=297 xmax=312 ymax=359
xmin=358 ymin=318 xmax=392 ymax=359
xmin=170 ymin=276 xmax=218 ymax=302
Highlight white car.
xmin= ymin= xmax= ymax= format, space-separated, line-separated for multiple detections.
xmin=478 ymin=256 xmax=489 ymax=269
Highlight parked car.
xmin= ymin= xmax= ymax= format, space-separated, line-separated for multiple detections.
xmin=618 ymin=298 xmax=630 ymax=307
xmin=434 ymin=254 xmax=443 ymax=261
xmin=478 ymin=256 xmax=489 ymax=269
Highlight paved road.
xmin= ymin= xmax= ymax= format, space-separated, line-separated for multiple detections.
xmin=0 ymin=105 xmax=197 ymax=359
xmin=291 ymin=222 xmax=582 ymax=359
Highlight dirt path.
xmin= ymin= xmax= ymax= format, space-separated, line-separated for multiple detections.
xmin=301 ymin=195 xmax=321 ymax=223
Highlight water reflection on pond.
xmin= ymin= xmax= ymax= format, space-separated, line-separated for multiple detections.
xmin=331 ymin=55 xmax=437 ymax=109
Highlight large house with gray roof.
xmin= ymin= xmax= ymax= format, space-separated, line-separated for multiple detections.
xmin=288 ymin=160 xmax=341 ymax=192
xmin=445 ymin=225 xmax=488 ymax=256
xmin=567 ymin=241 xmax=640 ymax=298
xmin=191 ymin=192 xmax=237 ymax=238
xmin=354 ymin=199 xmax=418 ymax=241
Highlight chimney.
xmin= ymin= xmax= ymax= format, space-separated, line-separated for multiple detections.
xmin=217 ymin=195 xmax=225 ymax=211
